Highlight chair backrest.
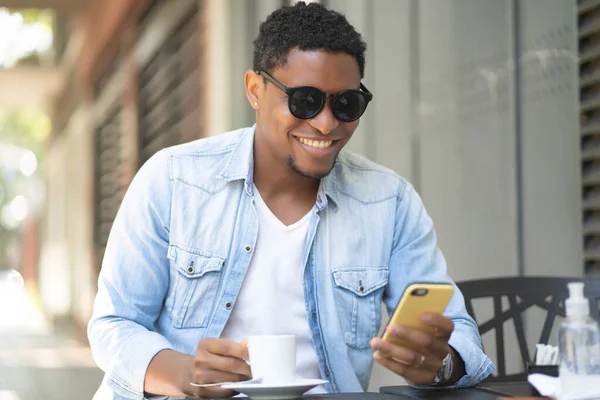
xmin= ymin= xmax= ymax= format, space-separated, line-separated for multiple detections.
xmin=456 ymin=276 xmax=600 ymax=382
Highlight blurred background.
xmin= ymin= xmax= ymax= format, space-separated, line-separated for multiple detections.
xmin=0 ymin=0 xmax=592 ymax=398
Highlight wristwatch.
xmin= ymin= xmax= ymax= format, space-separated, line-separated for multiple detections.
xmin=433 ymin=352 xmax=453 ymax=386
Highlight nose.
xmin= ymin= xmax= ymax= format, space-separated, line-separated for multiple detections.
xmin=308 ymin=100 xmax=339 ymax=135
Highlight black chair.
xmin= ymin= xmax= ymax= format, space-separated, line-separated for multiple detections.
xmin=456 ymin=276 xmax=600 ymax=382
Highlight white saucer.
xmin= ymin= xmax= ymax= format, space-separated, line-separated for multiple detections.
xmin=221 ymin=378 xmax=328 ymax=400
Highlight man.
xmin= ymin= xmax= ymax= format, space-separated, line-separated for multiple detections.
xmin=88 ymin=2 xmax=494 ymax=399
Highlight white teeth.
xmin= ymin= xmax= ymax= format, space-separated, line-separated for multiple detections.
xmin=298 ymin=138 xmax=333 ymax=149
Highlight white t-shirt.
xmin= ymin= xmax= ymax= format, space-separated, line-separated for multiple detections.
xmin=220 ymin=189 xmax=325 ymax=391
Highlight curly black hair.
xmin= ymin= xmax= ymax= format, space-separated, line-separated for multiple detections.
xmin=253 ymin=2 xmax=367 ymax=78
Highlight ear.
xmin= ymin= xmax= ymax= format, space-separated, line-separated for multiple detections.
xmin=245 ymin=70 xmax=262 ymax=110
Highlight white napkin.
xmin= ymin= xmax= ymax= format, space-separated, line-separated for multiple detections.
xmin=528 ymin=373 xmax=600 ymax=400
xmin=535 ymin=344 xmax=559 ymax=365
xmin=528 ymin=374 xmax=560 ymax=398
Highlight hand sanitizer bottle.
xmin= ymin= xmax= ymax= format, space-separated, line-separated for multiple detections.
xmin=558 ymin=282 xmax=600 ymax=399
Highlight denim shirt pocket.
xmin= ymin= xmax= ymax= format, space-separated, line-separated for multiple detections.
xmin=167 ymin=246 xmax=226 ymax=329
xmin=332 ymin=267 xmax=389 ymax=349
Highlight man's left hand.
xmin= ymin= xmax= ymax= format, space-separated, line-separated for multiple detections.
xmin=370 ymin=313 xmax=458 ymax=386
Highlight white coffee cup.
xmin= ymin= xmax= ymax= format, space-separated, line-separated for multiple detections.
xmin=247 ymin=334 xmax=296 ymax=384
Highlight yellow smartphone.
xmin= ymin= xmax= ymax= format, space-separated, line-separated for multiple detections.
xmin=381 ymin=283 xmax=454 ymax=350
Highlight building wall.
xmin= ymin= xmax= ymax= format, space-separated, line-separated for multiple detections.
xmin=41 ymin=0 xmax=203 ymax=327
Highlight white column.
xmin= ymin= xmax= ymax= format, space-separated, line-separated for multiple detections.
xmin=202 ymin=0 xmax=233 ymax=136
xmin=229 ymin=0 xmax=255 ymax=130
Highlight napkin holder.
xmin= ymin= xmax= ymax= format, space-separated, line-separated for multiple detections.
xmin=525 ymin=362 xmax=559 ymax=377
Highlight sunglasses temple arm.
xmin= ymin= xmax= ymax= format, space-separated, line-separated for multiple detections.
xmin=259 ymin=71 xmax=289 ymax=93
xmin=360 ymin=83 xmax=371 ymax=94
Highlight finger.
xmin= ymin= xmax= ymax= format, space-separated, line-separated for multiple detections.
xmin=192 ymin=367 xmax=250 ymax=386
xmin=238 ymin=338 xmax=250 ymax=363
xmin=386 ymin=325 xmax=451 ymax=358
xmin=373 ymin=352 xmax=436 ymax=386
xmin=193 ymin=386 xmax=237 ymax=399
xmin=370 ymin=338 xmax=439 ymax=373
xmin=195 ymin=350 xmax=252 ymax=377
xmin=421 ymin=313 xmax=454 ymax=337
xmin=207 ymin=354 xmax=251 ymax=377
xmin=402 ymin=361 xmax=440 ymax=386
xmin=202 ymin=338 xmax=250 ymax=361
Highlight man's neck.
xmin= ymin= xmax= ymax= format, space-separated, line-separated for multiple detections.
xmin=253 ymin=155 xmax=320 ymax=200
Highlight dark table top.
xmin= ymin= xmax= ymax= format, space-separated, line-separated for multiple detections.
xmin=380 ymin=381 xmax=539 ymax=399
xmin=305 ymin=394 xmax=413 ymax=400
xmin=477 ymin=381 xmax=539 ymax=398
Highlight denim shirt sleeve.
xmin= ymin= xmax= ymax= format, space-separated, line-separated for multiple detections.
xmin=88 ymin=149 xmax=175 ymax=399
xmin=383 ymin=181 xmax=495 ymax=388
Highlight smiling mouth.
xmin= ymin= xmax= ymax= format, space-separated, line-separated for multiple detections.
xmin=297 ymin=137 xmax=334 ymax=149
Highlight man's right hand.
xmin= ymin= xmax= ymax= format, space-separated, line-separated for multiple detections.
xmin=188 ymin=338 xmax=252 ymax=398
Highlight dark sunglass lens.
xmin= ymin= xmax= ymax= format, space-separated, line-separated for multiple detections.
xmin=289 ymin=88 xmax=324 ymax=119
xmin=333 ymin=91 xmax=367 ymax=122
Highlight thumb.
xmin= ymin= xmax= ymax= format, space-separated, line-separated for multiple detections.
xmin=240 ymin=338 xmax=250 ymax=364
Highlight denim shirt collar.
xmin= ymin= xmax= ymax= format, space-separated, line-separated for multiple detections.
xmin=217 ymin=125 xmax=337 ymax=211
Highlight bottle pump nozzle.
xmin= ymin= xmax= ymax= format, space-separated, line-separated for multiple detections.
xmin=566 ymin=282 xmax=589 ymax=319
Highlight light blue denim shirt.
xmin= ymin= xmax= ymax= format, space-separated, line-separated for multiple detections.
xmin=88 ymin=126 xmax=494 ymax=399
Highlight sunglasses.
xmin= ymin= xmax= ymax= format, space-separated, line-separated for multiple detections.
xmin=259 ymin=70 xmax=373 ymax=123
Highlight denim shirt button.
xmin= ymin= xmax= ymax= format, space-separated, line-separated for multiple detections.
xmin=225 ymin=302 xmax=233 ymax=310
xmin=244 ymin=245 xmax=252 ymax=253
